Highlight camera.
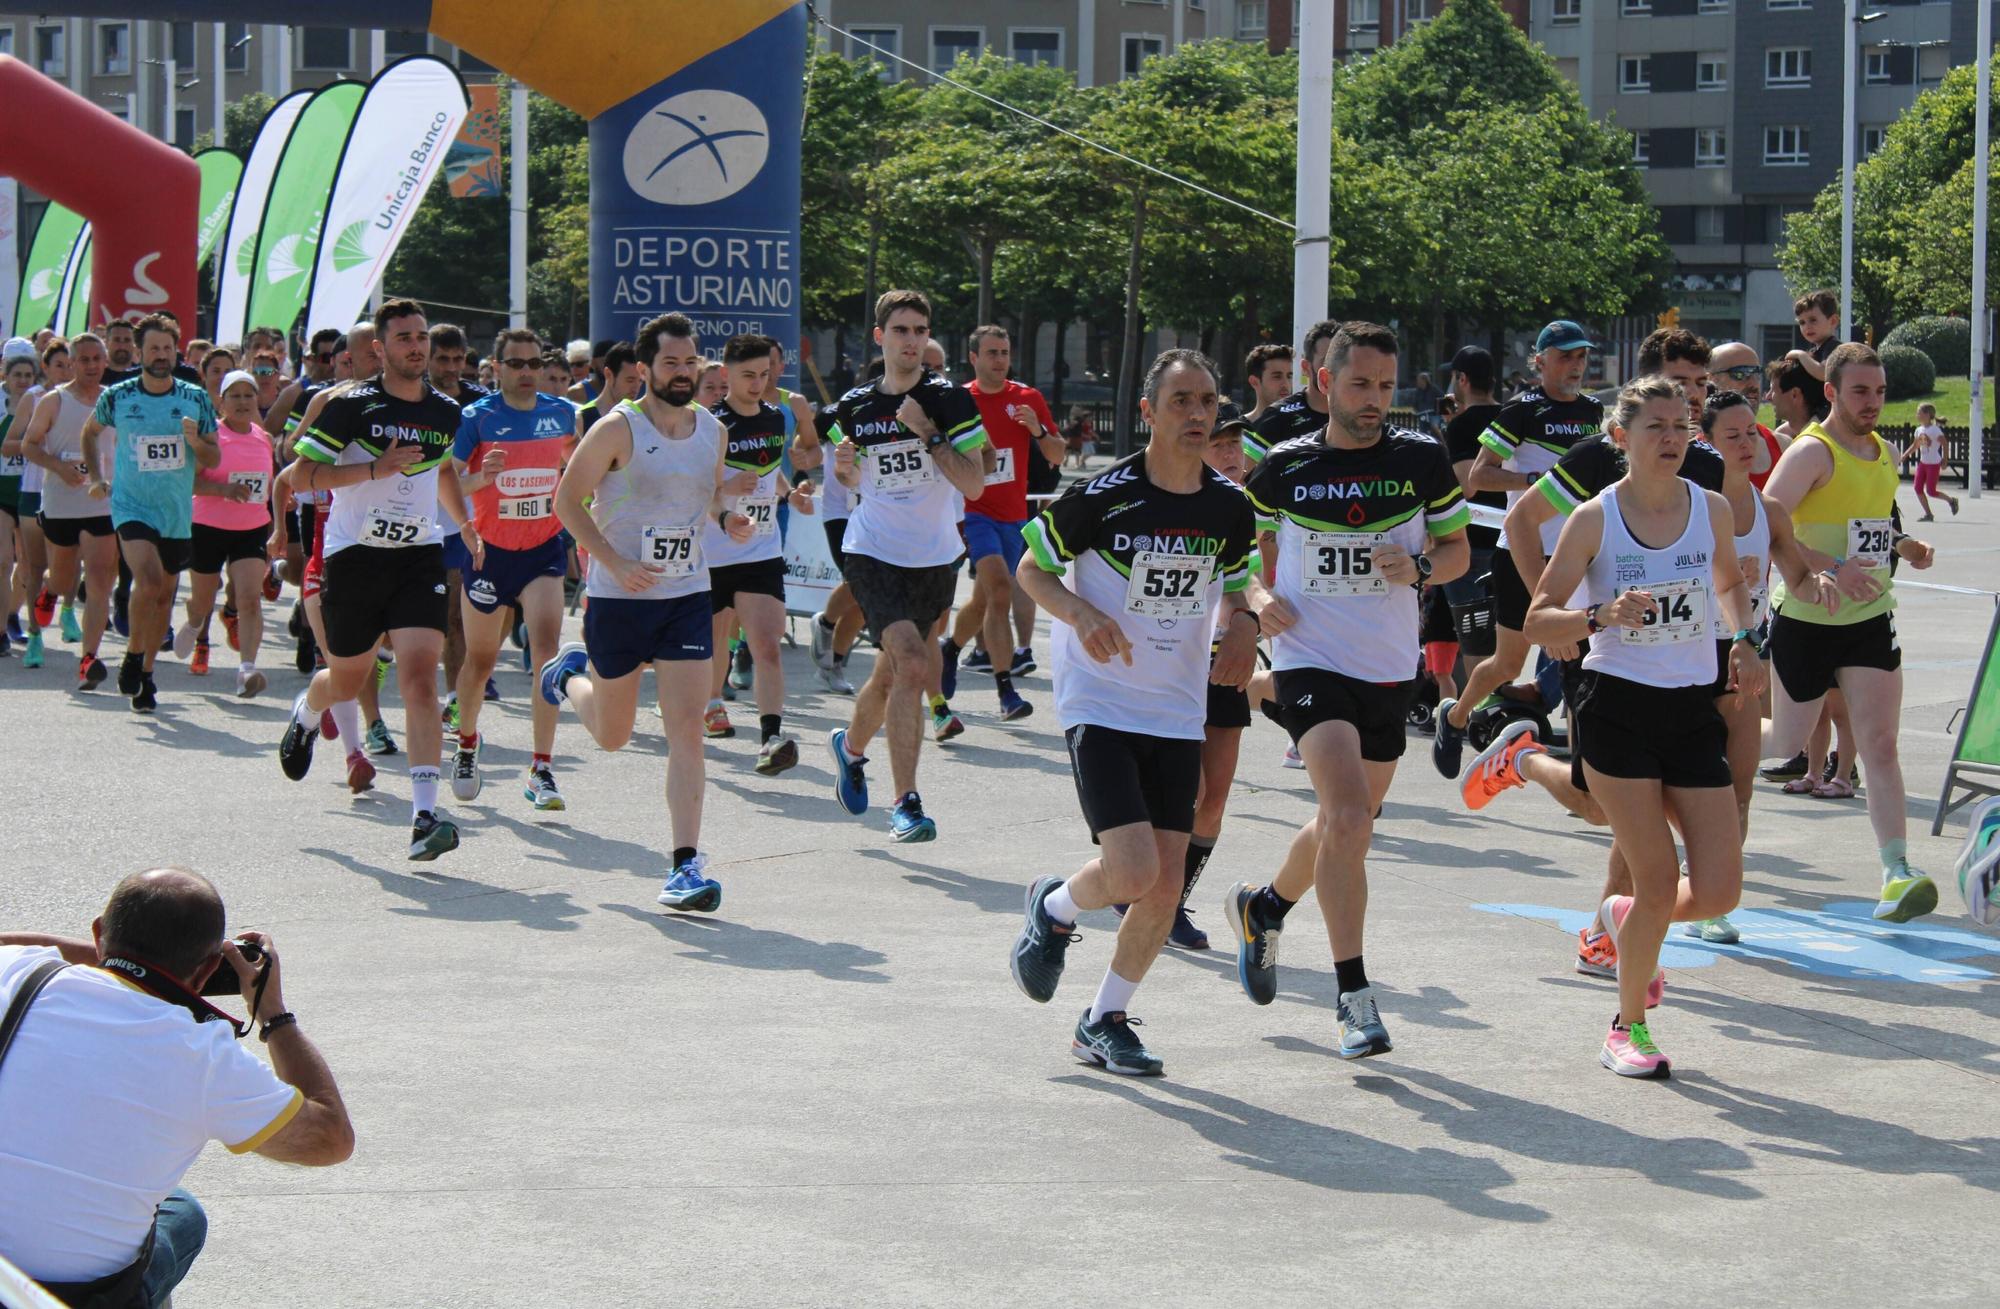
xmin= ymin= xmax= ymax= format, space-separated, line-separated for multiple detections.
xmin=199 ymin=936 xmax=267 ymax=996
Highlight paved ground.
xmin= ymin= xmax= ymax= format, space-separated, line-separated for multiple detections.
xmin=7 ymin=497 xmax=2000 ymax=1307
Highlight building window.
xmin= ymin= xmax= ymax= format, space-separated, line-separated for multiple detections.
xmin=1009 ymin=29 xmax=1062 ymax=67
xmin=298 ymin=27 xmax=352 ymax=70
xmin=1552 ymin=0 xmax=1581 ymax=21
xmin=170 ymin=22 xmax=195 ymax=68
xmin=1765 ymin=47 xmax=1811 ymax=88
xmin=1861 ymin=125 xmax=1887 ymax=157
xmin=1621 ymin=0 xmax=1652 ymax=13
xmin=1696 ymin=128 xmax=1728 ymax=167
xmin=98 ymin=22 xmax=131 ymax=76
xmin=1620 ymin=56 xmax=1651 ymax=93
xmin=1864 ymin=48 xmax=1891 ymax=83
xmin=1695 ymin=206 xmax=1726 ymax=244
xmin=385 ymin=30 xmax=429 ymax=58
xmin=34 ymin=23 xmax=64 ymax=78
xmin=1351 ymin=0 xmax=1381 ymax=34
xmin=929 ymin=27 xmax=983 ymax=77
xmin=174 ymin=106 xmax=196 ymax=149
xmin=1920 ymin=45 xmax=1949 ymax=86
xmin=1698 ymin=55 xmax=1727 ymax=90
xmin=1764 ymin=125 xmax=1810 ymax=166
xmin=1405 ymin=0 xmax=1441 ymax=21
xmin=224 ymin=23 xmax=249 ymax=73
xmin=1237 ymin=0 xmax=1267 ymax=39
xmin=1123 ymin=34 xmax=1165 ymax=80
xmin=1632 ymin=132 xmax=1651 ymax=167
xmin=454 ymin=47 xmax=494 ymax=74
xmin=1699 ymin=0 xmax=1730 ymax=11
xmin=1766 ymin=0 xmax=1810 ymax=9
xmin=0 ymin=29 xmax=13 ymax=59
xmin=849 ymin=27 xmax=901 ymax=78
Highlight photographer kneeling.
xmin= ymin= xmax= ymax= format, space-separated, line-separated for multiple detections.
xmin=0 ymin=868 xmax=353 ymax=1308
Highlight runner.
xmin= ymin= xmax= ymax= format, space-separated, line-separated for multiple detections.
xmin=1008 ymin=348 xmax=1259 ymax=1075
xmin=277 ymin=300 xmax=478 ymax=862
xmin=1245 ymin=320 xmax=1338 ymax=466
xmin=78 ymin=314 xmax=221 ymax=712
xmin=540 ymin=311 xmax=749 ymax=910
xmin=809 ymin=397 xmax=864 ymax=695
xmin=1706 ymin=341 xmax=1787 ymax=488
xmin=1241 ymin=343 xmax=1294 ymax=425
xmin=1899 ymin=403 xmax=1958 ymax=521
xmin=702 ymin=334 xmax=814 ymax=773
xmin=1524 ymin=375 xmax=1763 ymax=1078
xmin=19 ymin=334 xmax=116 ymax=690
xmin=449 ymin=328 xmax=581 ymax=810
xmin=1763 ymin=342 xmax=1940 ymax=921
xmin=938 ymin=325 xmax=1062 ymax=721
xmin=1432 ymin=320 xmax=1604 ymax=779
xmin=8 ymin=337 xmax=70 ymax=668
xmin=823 ymin=291 xmax=991 ymax=842
xmin=0 ymin=340 xmax=36 ymax=658
xmin=576 ymin=342 xmax=642 ymax=433
xmin=178 ymin=369 xmax=276 ymax=697
xmin=1220 ymin=323 xmax=1471 ymax=1058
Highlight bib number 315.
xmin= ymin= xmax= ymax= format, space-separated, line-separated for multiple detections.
xmin=1300 ymin=531 xmax=1388 ymax=596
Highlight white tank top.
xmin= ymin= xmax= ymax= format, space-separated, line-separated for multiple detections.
xmin=1711 ymin=487 xmax=1770 ymax=636
xmin=38 ymin=388 xmax=111 ymax=521
xmin=1581 ymin=483 xmax=1718 ymax=689
xmin=586 ymin=399 xmax=723 ymax=602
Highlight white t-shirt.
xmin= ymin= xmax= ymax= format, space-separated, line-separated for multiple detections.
xmin=1914 ymin=422 xmax=1945 ymax=465
xmin=0 ymin=946 xmax=301 ymax=1282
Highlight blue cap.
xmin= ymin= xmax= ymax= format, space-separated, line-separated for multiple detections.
xmin=1534 ymin=320 xmax=1599 ymax=352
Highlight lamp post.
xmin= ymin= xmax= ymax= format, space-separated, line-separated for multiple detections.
xmin=1841 ymin=6 xmax=1887 ymax=339
xmin=1972 ymin=0 xmax=1991 ymax=498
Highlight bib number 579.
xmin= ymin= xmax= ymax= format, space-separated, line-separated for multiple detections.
xmin=650 ymin=534 xmax=693 ymax=564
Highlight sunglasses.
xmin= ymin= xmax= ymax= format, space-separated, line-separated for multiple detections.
xmin=499 ymin=357 xmax=541 ymax=370
xmin=314 ymin=351 xmax=334 ymax=363
xmin=1711 ymin=365 xmax=1762 ymax=381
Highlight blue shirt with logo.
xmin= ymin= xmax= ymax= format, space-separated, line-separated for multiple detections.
xmin=95 ymin=377 xmax=218 ymax=538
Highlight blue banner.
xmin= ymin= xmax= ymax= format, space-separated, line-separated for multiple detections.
xmin=587 ymin=7 xmax=804 ymax=387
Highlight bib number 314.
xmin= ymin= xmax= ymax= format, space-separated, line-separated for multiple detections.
xmin=1124 ymin=550 xmax=1210 ymax=619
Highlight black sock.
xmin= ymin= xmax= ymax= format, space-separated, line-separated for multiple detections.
xmin=1182 ymin=835 xmax=1216 ymax=906
xmin=759 ymin=714 xmax=782 ymax=742
xmin=1254 ymin=885 xmax=1296 ymax=922
xmin=994 ymin=670 xmax=1014 ymax=696
xmin=672 ymin=846 xmax=697 ymax=868
xmin=1334 ymin=955 xmax=1369 ymax=995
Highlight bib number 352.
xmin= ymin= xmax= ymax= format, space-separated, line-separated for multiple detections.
xmin=1300 ymin=531 xmax=1388 ymax=597
xmin=364 ymin=508 xmax=427 ymax=547
xmin=1124 ymin=550 xmax=1210 ymax=619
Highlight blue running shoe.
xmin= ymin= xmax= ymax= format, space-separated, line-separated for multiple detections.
xmin=891 ymin=792 xmax=936 ymax=842
xmin=1431 ymin=697 xmax=1465 ymax=780
xmin=5 ymin=614 xmax=21 ymax=643
xmin=1011 ymin=875 xmax=1076 ymax=1003
xmin=539 ymin=642 xmax=589 ymax=707
xmin=1336 ymin=985 xmax=1392 ymax=1059
xmin=998 ymin=689 xmax=1033 ymax=722
xmin=939 ymin=639 xmax=959 ymax=701
xmin=657 ymin=854 xmax=722 ymax=913
xmin=485 ymin=676 xmax=500 ymax=702
xmin=829 ymin=728 xmax=868 ymax=815
xmin=1072 ymin=1010 xmax=1163 ymax=1077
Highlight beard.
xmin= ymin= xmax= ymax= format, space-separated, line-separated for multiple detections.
xmin=143 ymin=359 xmax=173 ymax=378
xmin=658 ymin=377 xmax=696 ymax=407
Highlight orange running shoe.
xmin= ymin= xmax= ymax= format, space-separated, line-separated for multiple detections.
xmin=222 ymin=607 xmax=240 ymax=651
xmin=190 ymin=642 xmax=210 ymax=676
xmin=346 ymin=750 xmax=376 ymax=793
xmin=1576 ymin=927 xmax=1617 ymax=979
xmin=1460 ymin=721 xmax=1541 ymax=811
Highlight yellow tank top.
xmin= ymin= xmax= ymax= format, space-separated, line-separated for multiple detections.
xmin=1770 ymin=421 xmax=1898 ymax=626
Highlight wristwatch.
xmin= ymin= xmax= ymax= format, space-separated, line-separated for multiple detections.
xmin=1730 ymin=628 xmax=1755 ymax=645
xmin=1412 ymin=554 xmax=1434 ymax=584
xmin=1584 ymin=603 xmax=1604 ymax=634
xmin=924 ymin=430 xmax=948 ymax=451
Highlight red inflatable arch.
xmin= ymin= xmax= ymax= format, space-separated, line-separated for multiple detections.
xmin=0 ymin=55 xmax=199 ymax=331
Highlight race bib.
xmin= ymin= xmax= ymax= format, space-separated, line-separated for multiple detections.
xmin=228 ymin=469 xmax=267 ymax=502
xmin=642 ymin=525 xmax=699 ymax=578
xmin=497 ymin=494 xmax=554 ymax=521
xmin=137 ymin=436 xmax=184 ymax=472
xmin=740 ymin=493 xmax=777 ymax=538
xmin=1 ymin=452 xmax=24 ymax=474
xmin=1299 ymin=531 xmax=1388 ymax=597
xmin=364 ymin=505 xmax=428 ymax=547
xmin=1124 ymin=549 xmax=1211 ymax=619
xmin=1623 ymin=578 xmax=1707 ymax=647
xmin=984 ymin=446 xmax=1016 ymax=487
xmin=1847 ymin=517 xmax=1893 ymax=569
xmin=868 ymin=439 xmax=934 ymax=493
xmin=1750 ymin=587 xmax=1769 ymax=627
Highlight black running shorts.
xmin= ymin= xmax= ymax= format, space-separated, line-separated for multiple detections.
xmin=1063 ymin=723 xmax=1202 ymax=838
xmin=1489 ymin=546 xmax=1532 ymax=632
xmin=709 ymin=556 xmax=787 ymax=613
xmin=1273 ymin=665 xmax=1417 ymax=763
xmin=1570 ymin=669 xmax=1730 ymax=789
xmin=1768 ymin=610 xmax=1900 ymax=704
xmin=190 ymin=523 xmax=270 ymax=575
xmin=39 ymin=514 xmax=113 ymax=549
xmin=115 ymin=520 xmax=192 ymax=575
xmin=844 ymin=553 xmax=956 ymax=641
xmin=320 ymin=543 xmax=447 ymax=658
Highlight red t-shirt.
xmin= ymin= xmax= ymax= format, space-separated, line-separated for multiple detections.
xmin=1750 ymin=423 xmax=1782 ymax=491
xmin=963 ymin=380 xmax=1057 ymax=523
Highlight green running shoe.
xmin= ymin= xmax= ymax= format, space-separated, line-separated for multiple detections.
xmin=1682 ymin=915 xmax=1741 ymax=944
xmin=22 ymin=631 xmax=43 ymax=668
xmin=1873 ymin=864 xmax=1939 ymax=924
xmin=59 ymin=605 xmax=80 ymax=643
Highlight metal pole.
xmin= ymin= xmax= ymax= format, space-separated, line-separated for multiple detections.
xmin=1292 ymin=0 xmax=1333 ymax=350
xmin=369 ymin=31 xmax=388 ymax=315
xmin=211 ymin=23 xmax=225 ymax=147
xmin=1841 ymin=0 xmax=1858 ymax=339
xmin=273 ymin=25 xmax=290 ymax=97
xmin=163 ymin=58 xmax=177 ymax=147
xmin=1972 ymin=0 xmax=1991 ymax=498
xmin=510 ymin=82 xmax=529 ymax=329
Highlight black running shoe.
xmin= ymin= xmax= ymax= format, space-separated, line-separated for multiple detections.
xmin=116 ymin=654 xmax=144 ymax=696
xmin=1225 ymin=881 xmax=1281 ymax=1006
xmin=1072 ymin=1010 xmax=1163 ymax=1076
xmin=410 ymin=811 xmax=460 ymax=861
xmin=279 ymin=713 xmax=318 ymax=781
xmin=78 ymin=655 xmax=108 ymax=690
xmin=1431 ymin=696 xmax=1465 ymax=779
xmin=1760 ymin=751 xmax=1810 ymax=783
xmin=1010 ymin=875 xmax=1076 ymax=1003
xmin=130 ymin=677 xmax=157 ymax=715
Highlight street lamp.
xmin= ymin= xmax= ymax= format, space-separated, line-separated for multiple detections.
xmin=1841 ymin=5 xmax=1887 ymax=340
xmin=100 ymin=89 xmax=135 ymax=123
xmin=145 ymin=58 xmax=201 ymax=149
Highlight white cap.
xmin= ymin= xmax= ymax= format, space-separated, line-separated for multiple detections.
xmin=2 ymin=337 xmax=35 ymax=364
xmin=220 ymin=369 xmax=258 ymax=395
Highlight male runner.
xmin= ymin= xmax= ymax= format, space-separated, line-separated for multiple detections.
xmin=1246 ymin=320 xmax=1339 ymax=465
xmin=823 ymin=291 xmax=991 ymax=842
xmin=427 ymin=322 xmax=491 ymax=731
xmin=277 ymin=300 xmax=478 ymax=862
xmin=448 ymin=328 xmax=581 ymax=810
xmin=1708 ymin=341 xmax=1787 ymax=486
xmin=99 ymin=318 xmax=139 ymax=382
xmin=1764 ymin=343 xmax=1939 ymax=920
xmin=702 ymin=334 xmax=814 ymax=772
xmin=938 ymin=324 xmax=1062 ymax=720
xmin=577 ymin=342 xmax=643 ymax=433
xmin=1242 ymin=343 xmax=1295 ymax=425
xmin=809 ymin=397 xmax=864 ymax=695
xmin=1008 ymin=348 xmax=1259 ymax=1075
xmin=79 ymin=314 xmax=220 ymax=711
xmin=9 ymin=337 xmax=72 ymax=667
xmin=1432 ymin=320 xmax=1603 ymax=778
xmin=1223 ymin=323 xmax=1470 ymax=1058
xmin=1439 ymin=344 xmax=1503 ymax=629
xmin=540 ymin=311 xmax=751 ymax=910
xmin=20 ymin=334 xmax=116 ymax=689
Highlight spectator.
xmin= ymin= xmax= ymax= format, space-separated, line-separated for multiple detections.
xmin=1062 ymin=406 xmax=1097 ymax=469
xmin=1411 ymin=369 xmax=1442 ymax=435
xmin=0 ymin=868 xmax=353 ymax=1306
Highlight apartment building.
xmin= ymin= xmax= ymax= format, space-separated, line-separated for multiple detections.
xmin=1534 ymin=0 xmax=1978 ymax=357
xmin=0 ymin=16 xmax=496 ymax=148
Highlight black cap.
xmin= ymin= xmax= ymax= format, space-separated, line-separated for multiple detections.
xmin=1215 ymin=399 xmax=1250 ymax=433
xmin=1448 ymin=345 xmax=1495 ymax=392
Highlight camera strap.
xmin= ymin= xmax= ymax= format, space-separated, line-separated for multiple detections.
xmin=98 ymin=953 xmax=254 ymax=1039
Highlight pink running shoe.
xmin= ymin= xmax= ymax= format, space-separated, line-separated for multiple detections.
xmin=1601 ymin=1018 xmax=1672 ymax=1078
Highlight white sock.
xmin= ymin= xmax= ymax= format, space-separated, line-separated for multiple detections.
xmin=1044 ymin=881 xmax=1080 ymax=926
xmin=239 ymin=661 xmax=255 ymax=675
xmin=410 ymin=766 xmax=439 ymax=819
xmin=290 ymin=690 xmax=316 ymax=728
xmin=330 ymin=699 xmax=364 ymax=746
xmin=1088 ymin=969 xmax=1140 ymax=1024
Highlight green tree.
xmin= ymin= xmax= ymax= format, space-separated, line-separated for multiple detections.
xmin=800 ymin=50 xmax=919 ymax=329
xmin=193 ymin=91 xmax=274 ymax=153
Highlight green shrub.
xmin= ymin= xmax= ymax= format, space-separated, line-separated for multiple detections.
xmin=1879 ymin=343 xmax=1937 ymax=401
xmin=1881 ymin=316 xmax=1971 ymax=375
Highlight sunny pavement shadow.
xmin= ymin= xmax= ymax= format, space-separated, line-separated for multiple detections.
xmin=597 ymin=901 xmax=890 ymax=983
xmin=300 ymin=845 xmax=588 ymax=931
